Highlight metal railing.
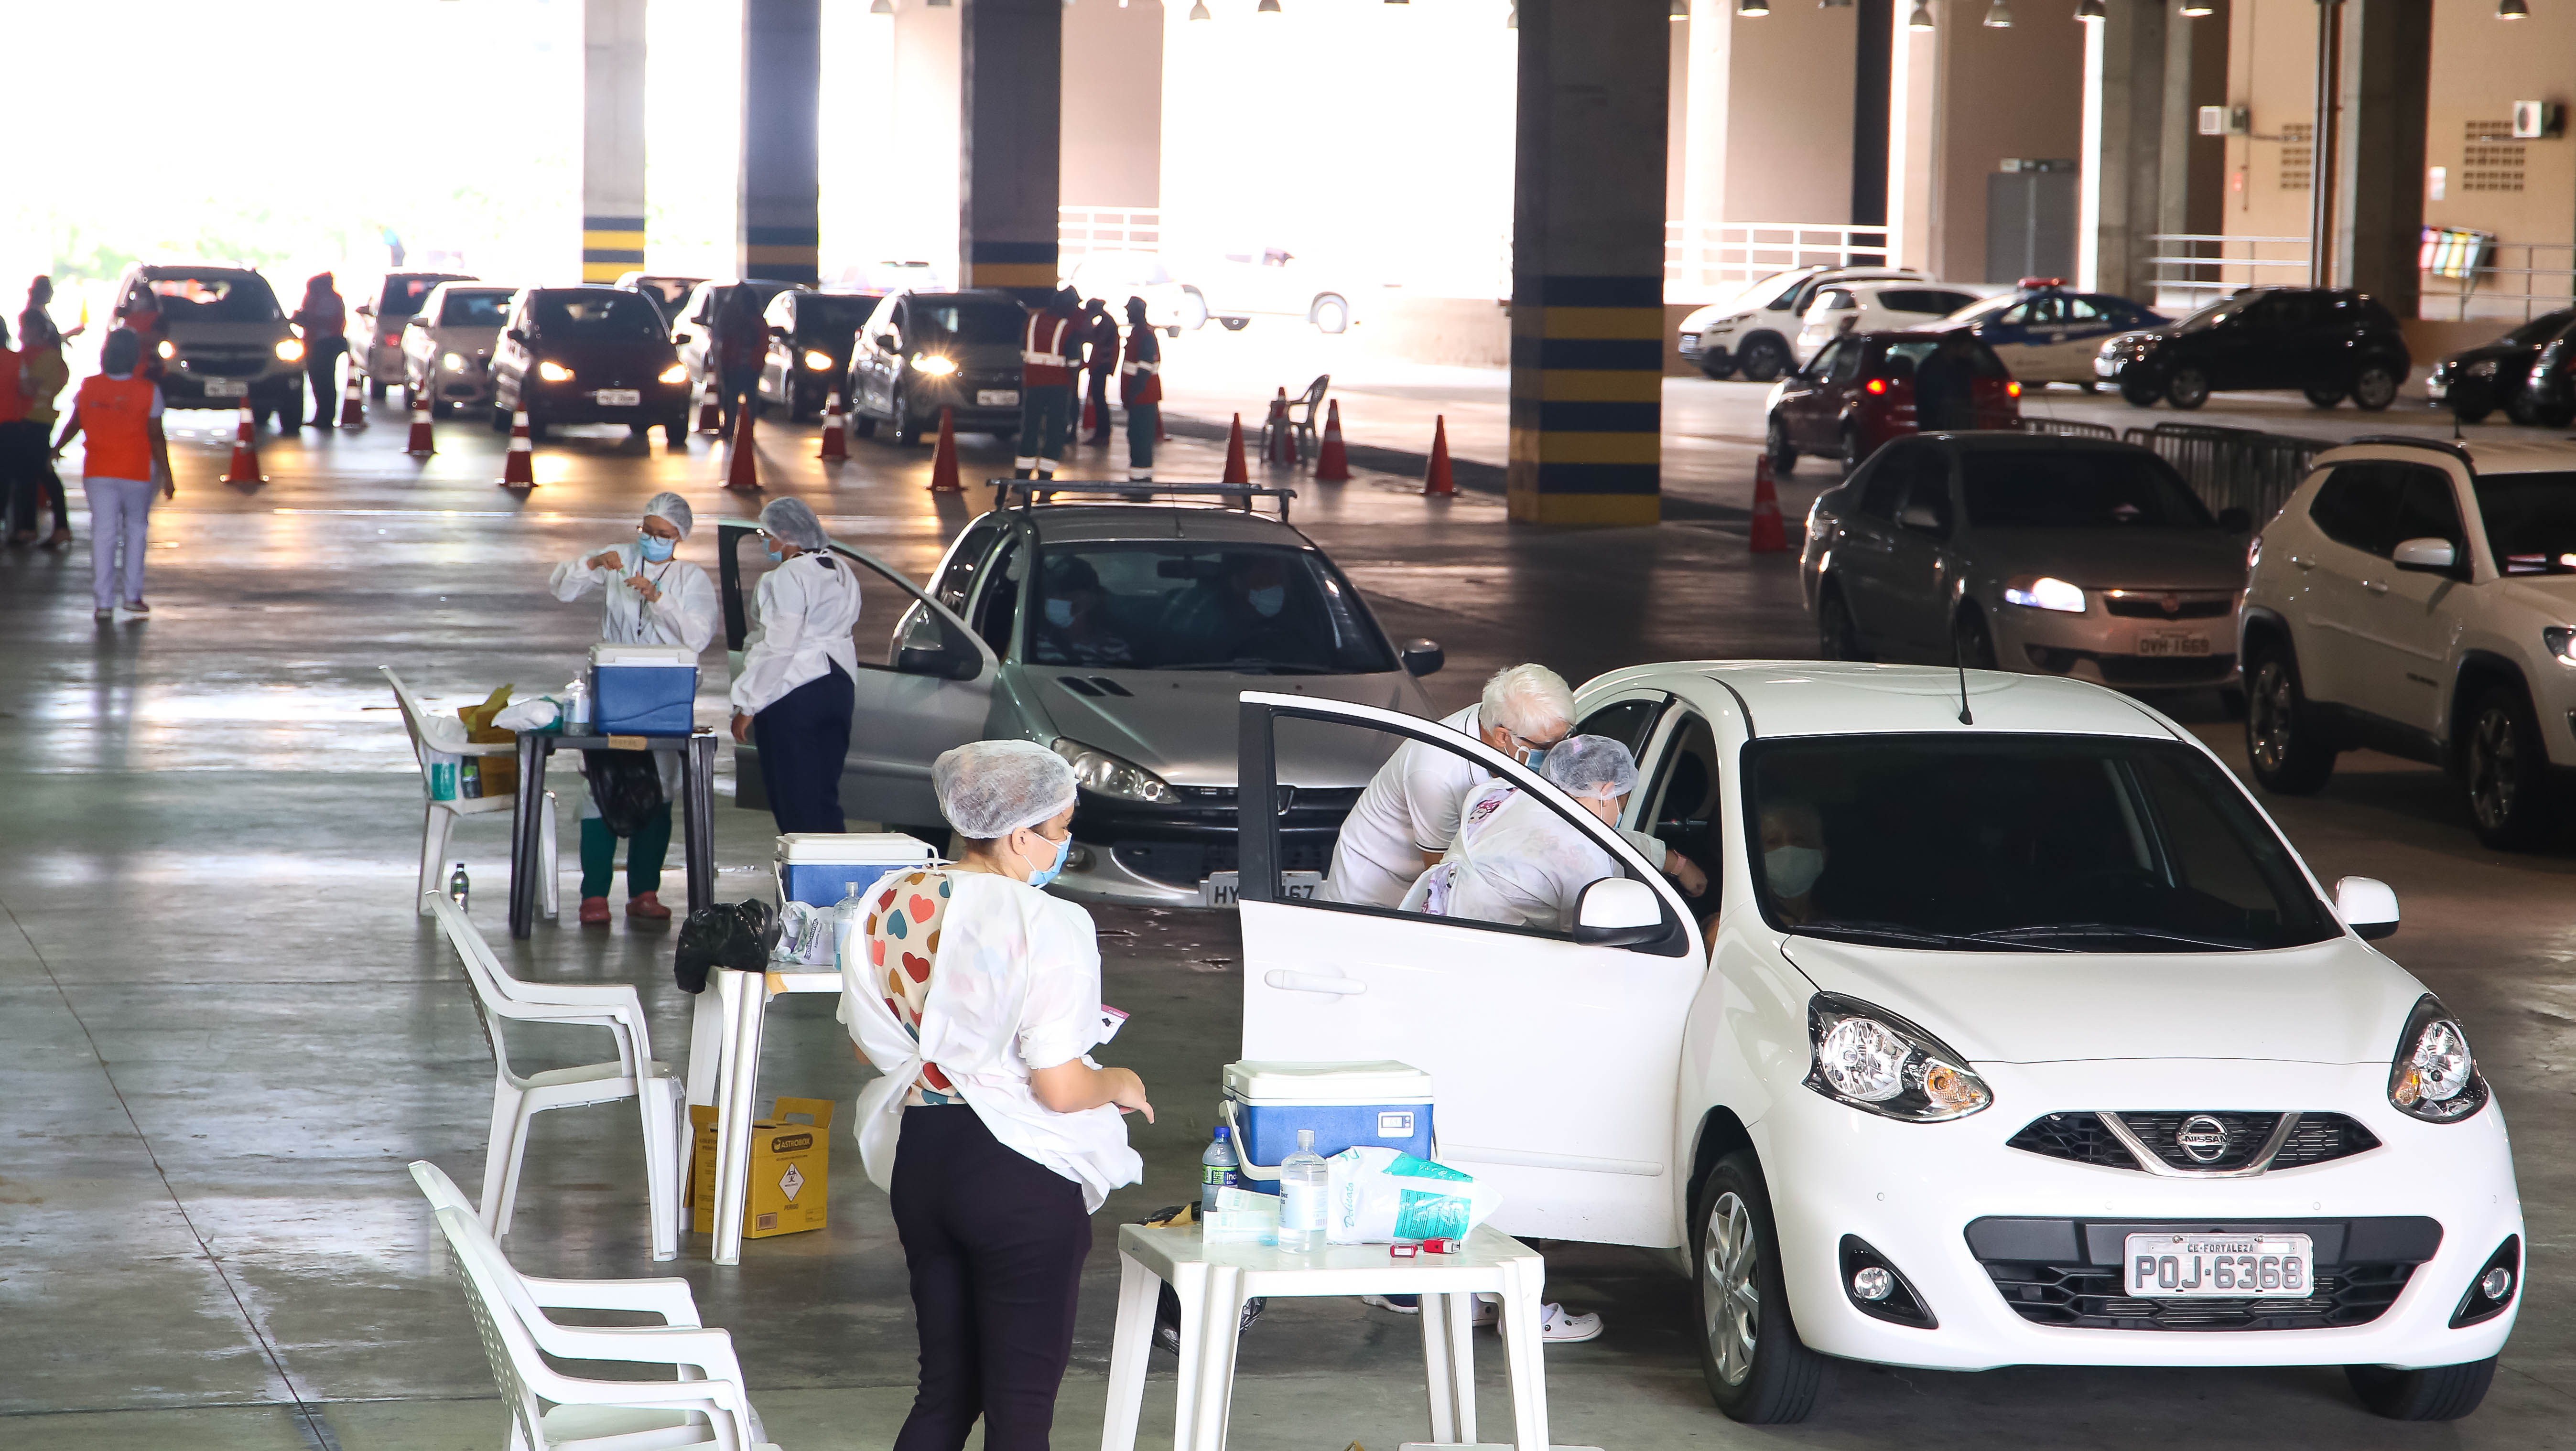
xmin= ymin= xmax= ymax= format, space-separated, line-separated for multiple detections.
xmin=1059 ymin=206 xmax=1162 ymax=261
xmin=2122 ymin=421 xmax=2327 ymax=523
xmin=2419 ymin=240 xmax=2576 ymax=323
xmin=1666 ymin=222 xmax=1892 ymax=301
xmin=2145 ymin=234 xmax=2309 ymax=313
xmin=2019 ymin=417 xmax=2121 ymax=441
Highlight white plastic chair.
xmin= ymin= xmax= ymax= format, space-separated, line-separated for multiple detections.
xmin=433 ymin=892 xmax=686 ymax=1261
xmin=383 ymin=665 xmax=558 ymax=919
xmin=429 ymin=891 xmax=664 ymax=1085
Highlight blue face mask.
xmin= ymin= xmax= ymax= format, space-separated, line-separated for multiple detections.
xmin=1024 ymin=830 xmax=1072 ymax=889
xmin=1043 ymin=598 xmax=1075 ymax=629
xmin=1522 ymin=746 xmax=1548 ymax=772
xmin=1247 ymin=586 xmax=1286 ymax=618
xmin=764 ymin=541 xmax=785 ymax=563
xmin=638 ymin=531 xmax=677 ymax=563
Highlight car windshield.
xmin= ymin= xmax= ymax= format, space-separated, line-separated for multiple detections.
xmin=1963 ymin=450 xmax=2215 ymax=528
xmin=438 ymin=291 xmax=512 ymax=327
xmin=797 ymin=296 xmax=876 ymax=330
xmin=1950 ymin=294 xmax=2018 ymax=325
xmin=1026 ymin=542 xmax=1395 ymax=674
xmin=911 ymin=301 xmax=1024 ymax=345
xmin=2498 ymin=311 xmax=2576 ymax=347
xmin=1745 ymin=734 xmax=2337 ymax=952
xmin=2175 ymin=297 xmax=2251 ymax=332
xmin=529 ymin=292 xmax=666 ymax=340
xmin=379 ymin=277 xmax=452 ymax=317
xmin=2473 ymin=471 xmax=2576 ymax=574
xmin=143 ymin=274 xmax=281 ymax=322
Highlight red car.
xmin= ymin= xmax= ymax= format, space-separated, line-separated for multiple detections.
xmin=1766 ymin=327 xmax=2022 ymax=476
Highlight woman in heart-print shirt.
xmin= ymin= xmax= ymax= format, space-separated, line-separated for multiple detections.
xmin=841 ymin=739 xmax=1152 ymax=1451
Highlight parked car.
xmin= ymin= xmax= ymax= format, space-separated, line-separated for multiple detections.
xmin=713 ymin=492 xmax=1443 ymax=905
xmin=828 ymin=260 xmax=948 ymax=295
xmin=1181 ymin=246 xmax=1357 ymax=333
xmin=844 ymin=288 xmax=1028 ymax=444
xmin=2421 ymin=311 xmax=2573 ymax=425
xmin=1800 ymin=432 xmax=2251 ymax=695
xmin=351 ymin=272 xmax=475 ymax=397
xmin=1794 ymin=280 xmax=1985 ymax=364
xmin=756 ymin=289 xmax=876 ymax=421
xmin=1766 ymin=329 xmax=2022 ymax=476
xmin=1232 ymin=663 xmax=2517 ymax=1424
xmin=1948 ymin=280 xmax=2166 ymax=385
xmin=1066 ymin=250 xmax=1200 ymax=335
xmin=2097 ymin=287 xmax=2410 ymax=412
xmin=2513 ymin=323 xmax=2576 ymax=428
xmin=1678 ymin=265 xmax=1927 ymax=382
xmin=488 ymin=286 xmax=690 ymax=442
xmin=399 ymin=283 xmax=516 ymax=418
xmin=111 ymin=265 xmax=305 ymax=426
xmin=2242 ymin=435 xmax=2576 ymax=848
xmin=613 ymin=272 xmax=706 ymax=322
xmin=667 ymin=279 xmax=800 ymax=387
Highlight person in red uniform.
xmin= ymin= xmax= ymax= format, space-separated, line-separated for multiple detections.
xmin=51 ymin=329 xmax=173 ymax=619
xmin=1078 ymin=297 xmax=1116 ymax=445
xmin=1014 ymin=288 xmax=1082 ymax=481
xmin=1118 ymin=296 xmax=1161 ymax=484
xmin=117 ymin=289 xmax=168 ymax=386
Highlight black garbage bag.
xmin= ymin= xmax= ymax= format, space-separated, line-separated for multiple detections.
xmin=674 ymin=900 xmax=778 ymax=994
xmin=583 ymin=749 xmax=665 ymax=836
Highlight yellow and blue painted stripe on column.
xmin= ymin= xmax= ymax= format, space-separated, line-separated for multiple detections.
xmin=581 ymin=214 xmax=646 ymax=284
xmin=965 ymin=239 xmax=1061 ymax=300
xmin=1507 ymin=275 xmax=1663 ymax=526
xmin=744 ymin=224 xmax=820 ymax=286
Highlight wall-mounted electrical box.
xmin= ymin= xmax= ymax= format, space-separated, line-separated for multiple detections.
xmin=2199 ymin=105 xmax=2251 ymax=137
xmin=2512 ymin=101 xmax=2563 ymax=140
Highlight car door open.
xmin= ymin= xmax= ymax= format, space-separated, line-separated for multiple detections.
xmin=1232 ymin=690 xmax=1705 ymax=1249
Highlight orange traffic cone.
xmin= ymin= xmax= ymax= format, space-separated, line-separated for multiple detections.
xmin=404 ymin=391 xmax=436 ymax=455
xmin=1314 ymin=398 xmax=1349 ymax=481
xmin=221 ymin=401 xmax=264 ymax=484
xmin=695 ymin=375 xmax=723 ymax=434
xmin=927 ymin=406 xmax=962 ymax=492
xmin=1081 ymin=391 xmax=1101 ymax=438
xmin=1748 ymin=451 xmax=1788 ymax=553
xmin=725 ymin=398 xmax=761 ymax=492
xmin=1265 ymin=387 xmax=1297 ymax=466
xmin=1221 ymin=413 xmax=1250 ymax=484
xmin=499 ymin=409 xmax=535 ymax=487
xmin=1422 ymin=414 xmax=1453 ymax=497
xmin=819 ymin=391 xmax=849 ymax=462
xmin=339 ymin=367 xmax=367 ymax=428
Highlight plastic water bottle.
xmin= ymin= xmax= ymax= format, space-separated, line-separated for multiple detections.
xmin=565 ymin=675 xmax=592 ymax=730
xmin=1199 ymin=1126 xmax=1240 ymax=1218
xmin=829 ymin=881 xmax=871 ymax=967
xmin=447 ymin=862 xmax=470 ymax=911
xmin=1279 ymin=1129 xmax=1328 ymax=1253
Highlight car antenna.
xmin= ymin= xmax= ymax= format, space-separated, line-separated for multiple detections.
xmin=1951 ymin=623 xmax=1974 ymax=726
xmin=2451 ymin=408 xmax=2463 ymax=442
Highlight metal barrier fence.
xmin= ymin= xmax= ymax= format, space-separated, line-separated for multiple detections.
xmin=2016 ymin=418 xmax=2325 ymax=521
xmin=2018 ymin=417 xmax=2120 ymax=441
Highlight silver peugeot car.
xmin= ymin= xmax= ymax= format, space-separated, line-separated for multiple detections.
xmin=716 ymin=490 xmax=1444 ymax=906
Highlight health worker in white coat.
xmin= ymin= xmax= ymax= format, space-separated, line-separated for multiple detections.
xmin=1404 ymin=734 xmax=1657 ymax=931
xmin=729 ymin=496 xmax=862 ymax=834
xmin=548 ymin=490 xmax=719 ymax=925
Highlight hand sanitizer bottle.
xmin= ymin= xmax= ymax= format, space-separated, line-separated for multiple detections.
xmin=1279 ymin=1129 xmax=1328 ymax=1253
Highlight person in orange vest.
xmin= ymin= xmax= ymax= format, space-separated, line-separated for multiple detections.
xmin=1118 ymin=296 xmax=1161 ymax=484
xmin=50 ymin=329 xmax=173 ymax=620
xmin=1014 ymin=288 xmax=1082 ymax=481
xmin=1078 ymin=297 xmax=1116 ymax=446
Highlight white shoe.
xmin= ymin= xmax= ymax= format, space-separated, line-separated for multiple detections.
xmin=1539 ymin=1303 xmax=1602 ymax=1344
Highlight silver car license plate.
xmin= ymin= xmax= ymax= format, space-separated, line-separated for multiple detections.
xmin=2137 ymin=631 xmax=2211 ymax=657
xmin=977 ymin=389 xmax=1019 ymax=407
xmin=2125 ymin=1232 xmax=2313 ymax=1298
xmin=593 ymin=388 xmax=640 ymax=407
xmin=203 ymin=379 xmax=249 ymax=397
xmin=1200 ymin=871 xmax=1321 ymax=908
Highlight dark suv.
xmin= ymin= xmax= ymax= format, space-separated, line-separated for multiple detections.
xmin=2425 ymin=310 xmax=2575 ymax=425
xmin=2096 ymin=287 xmax=2410 ymax=412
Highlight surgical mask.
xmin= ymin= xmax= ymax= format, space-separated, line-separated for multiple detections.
xmin=1023 ymin=830 xmax=1072 ymax=890
xmin=638 ymin=532 xmax=677 ymax=563
xmin=764 ymin=541 xmax=785 ymax=563
xmin=1043 ymin=598 xmax=1075 ymax=629
xmin=1765 ymin=845 xmax=1826 ymax=898
xmin=1246 ymin=586 xmax=1285 ymax=618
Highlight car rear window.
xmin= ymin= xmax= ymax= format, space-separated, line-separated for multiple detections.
xmin=141 ymin=274 xmax=281 ymax=322
xmin=1963 ymin=449 xmax=2214 ymax=528
xmin=1026 ymin=543 xmax=1395 ymax=674
xmin=1878 ymin=336 xmax=2008 ymax=378
xmin=2473 ymin=471 xmax=2576 ymax=574
xmin=1877 ymin=289 xmax=1977 ymax=316
xmin=438 ymin=292 xmax=512 ymax=327
xmin=797 ymin=296 xmax=877 ymax=330
xmin=379 ymin=277 xmax=452 ymax=317
xmin=528 ymin=292 xmax=666 ymax=339
xmin=911 ymin=301 xmax=1025 ymax=345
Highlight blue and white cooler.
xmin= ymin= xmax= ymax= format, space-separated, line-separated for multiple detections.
xmin=775 ymin=832 xmax=942 ymax=912
xmin=1222 ymin=1060 xmax=1435 ymax=1183
xmin=588 ymin=644 xmax=699 ymax=735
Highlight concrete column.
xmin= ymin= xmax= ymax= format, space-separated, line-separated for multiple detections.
xmin=2329 ymin=0 xmax=2429 ymax=312
xmin=2078 ymin=0 xmax=2166 ymax=298
xmin=581 ymin=0 xmax=647 ymax=284
xmin=741 ymin=0 xmax=821 ymax=285
xmin=960 ymin=0 xmax=1062 ymax=300
xmin=1508 ymin=0 xmax=1669 ymax=527
xmin=1887 ymin=7 xmax=1941 ymax=273
xmin=1851 ymin=0 xmax=1892 ymax=229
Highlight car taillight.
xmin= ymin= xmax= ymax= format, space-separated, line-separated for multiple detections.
xmin=383 ymin=332 xmax=400 ymax=345
xmin=1865 ymin=378 xmax=1886 ymax=395
xmin=2005 ymin=380 xmax=2023 ymax=398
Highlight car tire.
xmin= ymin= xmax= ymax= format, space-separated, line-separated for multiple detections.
xmin=1219 ymin=317 xmax=1250 ymax=333
xmin=891 ymin=388 xmax=921 ymax=447
xmin=1837 ymin=423 xmax=1866 ymax=477
xmin=1738 ymin=335 xmax=1790 ymax=384
xmin=1765 ymin=416 xmax=1797 ymax=475
xmin=788 ymin=386 xmax=818 ymax=424
xmin=2346 ymin=1359 xmax=2497 ymax=1421
xmin=368 ymin=378 xmax=388 ymax=400
xmin=2463 ymin=683 xmax=2554 ymax=850
xmin=490 ymin=403 xmax=511 ymax=433
xmin=661 ymin=413 xmax=690 ymax=447
xmin=2351 ymin=364 xmax=2401 ymax=411
xmin=852 ymin=410 xmax=877 ymax=439
xmin=524 ymin=415 xmax=549 ymax=441
xmin=1310 ymin=294 xmax=1350 ymax=334
xmin=1693 ymin=1151 xmax=1823 ymax=1425
xmin=2118 ymin=375 xmax=2161 ymax=408
xmin=1953 ymin=607 xmax=1998 ymax=670
xmin=2302 ymin=384 xmax=2347 ymax=408
xmin=2078 ymin=381 xmax=2100 ymax=394
xmin=2165 ymin=366 xmax=2211 ymax=410
xmin=1698 ymin=356 xmax=1739 ymax=381
xmin=1817 ymin=582 xmax=1868 ymax=661
xmin=2243 ymin=643 xmax=2336 ymax=795
xmin=2503 ymin=389 xmax=2544 ymax=427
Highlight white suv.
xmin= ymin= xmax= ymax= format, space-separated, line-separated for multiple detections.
xmin=2240 ymin=436 xmax=2576 ymax=848
xmin=1678 ymin=266 xmax=1925 ymax=382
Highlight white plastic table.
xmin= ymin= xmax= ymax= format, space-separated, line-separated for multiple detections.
xmin=1103 ymin=1222 xmax=1597 ymax=1451
xmin=686 ymin=965 xmax=841 ymax=1266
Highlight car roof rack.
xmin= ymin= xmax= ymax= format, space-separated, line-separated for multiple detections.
xmin=986 ymin=480 xmax=1298 ymax=522
xmin=2341 ymin=435 xmax=2475 ymax=467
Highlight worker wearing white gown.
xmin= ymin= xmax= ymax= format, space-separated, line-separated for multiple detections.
xmin=728 ymin=496 xmax=863 ymax=834
xmin=547 ymin=491 xmax=719 ymax=925
xmin=1402 ymin=734 xmax=1651 ymax=932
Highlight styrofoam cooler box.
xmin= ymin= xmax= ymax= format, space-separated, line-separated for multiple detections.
xmin=589 ymin=644 xmax=699 ymax=735
xmin=776 ymin=832 xmax=941 ymax=911
xmin=1223 ymin=1060 xmax=1434 ymax=1180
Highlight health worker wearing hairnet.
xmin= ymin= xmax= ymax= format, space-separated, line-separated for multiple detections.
xmin=549 ymin=491 xmax=720 ymax=924
xmin=841 ymin=739 xmax=1151 ymax=1451
xmin=729 ymin=497 xmax=862 ymax=833
xmin=1403 ymin=734 xmax=1663 ymax=932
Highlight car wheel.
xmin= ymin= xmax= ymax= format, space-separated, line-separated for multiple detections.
xmin=2165 ymin=366 xmax=2211 ymax=410
xmin=891 ymin=388 xmax=920 ymax=447
xmin=662 ymin=412 xmax=690 ymax=447
xmin=1738 ymin=335 xmax=1790 ymax=384
xmin=2243 ymin=644 xmax=2336 ymax=794
xmin=2463 ymin=684 xmax=2553 ymax=849
xmin=1219 ymin=317 xmax=1250 ymax=333
xmin=1310 ymin=294 xmax=1350 ymax=334
xmin=1765 ymin=415 xmax=1797 ymax=475
xmin=2351 ymin=364 xmax=2401 ymax=411
xmin=2503 ymin=388 xmax=2543 ymax=427
xmin=2118 ymin=375 xmax=2161 ymax=408
xmin=2078 ymin=381 xmax=2100 ymax=394
xmin=524 ymin=415 xmax=549 ymax=441
xmin=1953 ymin=607 xmax=1998 ymax=671
xmin=1693 ymin=1151 xmax=1823 ymax=1425
xmin=490 ymin=403 xmax=511 ymax=432
xmin=1837 ymin=423 xmax=1866 ymax=477
xmin=852 ymin=410 xmax=877 ymax=439
xmin=2346 ymin=1359 xmax=2497 ymax=1421
xmin=1817 ymin=583 xmax=1868 ymax=661
xmin=368 ymin=378 xmax=389 ymax=400
xmin=2302 ymin=383 xmax=2347 ymax=408
xmin=628 ymin=422 xmax=655 ymax=441
xmin=1698 ymin=355 xmax=1739 ymax=381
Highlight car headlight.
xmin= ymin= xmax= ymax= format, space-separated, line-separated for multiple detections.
xmin=1049 ymin=737 xmax=1177 ymax=804
xmin=2002 ymin=575 xmax=2087 ymax=613
xmin=537 ymin=360 xmax=575 ymax=383
xmin=2388 ymin=994 xmax=2488 ymax=1123
xmin=442 ymin=352 xmax=467 ymax=372
xmin=2467 ymin=358 xmax=2499 ymax=378
xmin=158 ymin=340 xmax=176 ymax=360
xmin=275 ymin=339 xmax=305 ymax=363
xmin=1805 ymin=993 xmax=1991 ymax=1122
xmin=2545 ymin=626 xmax=2576 ymax=664
xmin=803 ymin=349 xmax=833 ymax=372
xmin=658 ymin=362 xmax=688 ymax=384
xmin=911 ymin=353 xmax=958 ymax=377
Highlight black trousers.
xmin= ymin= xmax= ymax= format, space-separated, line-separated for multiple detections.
xmin=298 ymin=341 xmax=347 ymax=428
xmin=752 ymin=660 xmax=853 ymax=834
xmin=1082 ymin=369 xmax=1112 ymax=440
xmin=0 ymin=420 xmax=60 ymax=534
xmin=891 ymin=1106 xmax=1093 ymax=1451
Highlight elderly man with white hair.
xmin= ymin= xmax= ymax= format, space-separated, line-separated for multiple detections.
xmin=549 ymin=490 xmax=720 ymax=924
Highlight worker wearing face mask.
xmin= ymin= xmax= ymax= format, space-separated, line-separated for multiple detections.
xmin=730 ymin=496 xmax=862 ymax=834
xmin=550 ymin=491 xmax=719 ymax=925
xmin=1402 ymin=735 xmax=1695 ymax=931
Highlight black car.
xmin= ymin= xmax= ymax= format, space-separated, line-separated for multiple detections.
xmin=2516 ymin=324 xmax=2576 ymax=428
xmin=757 ymin=290 xmax=879 ymax=421
xmin=844 ymin=289 xmax=1028 ymax=444
xmin=488 ymin=287 xmax=691 ymax=442
xmin=2095 ymin=287 xmax=2411 ymax=412
xmin=2424 ymin=311 xmax=2576 ymax=425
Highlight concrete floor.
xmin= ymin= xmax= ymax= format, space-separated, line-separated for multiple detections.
xmin=5 ymin=391 xmax=2574 ymax=1450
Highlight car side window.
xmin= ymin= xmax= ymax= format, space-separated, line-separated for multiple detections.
xmin=1898 ymin=453 xmax=1955 ymax=536
xmin=1815 ymin=288 xmax=1855 ymax=312
xmin=2308 ymin=463 xmax=2403 ymax=557
xmin=1637 ymin=710 xmax=1721 ymax=912
xmin=1825 ymin=342 xmax=1866 ymax=385
xmin=934 ymin=517 xmax=1000 ymax=612
xmin=1575 ymin=697 xmax=1666 ymax=758
xmin=1857 ymin=446 xmax=1915 ymax=519
xmin=2388 ymin=465 xmax=2465 ymax=548
xmin=1803 ymin=339 xmax=1844 ymax=379
xmin=1999 ymin=302 xmax=2032 ymax=326
xmin=2065 ymin=297 xmax=2105 ymax=322
xmin=970 ymin=535 xmax=1023 ymax=656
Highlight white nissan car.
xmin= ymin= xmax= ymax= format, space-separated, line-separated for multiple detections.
xmin=1231 ymin=663 xmax=2520 ymax=1425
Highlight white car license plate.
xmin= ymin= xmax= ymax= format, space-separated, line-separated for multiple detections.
xmin=2125 ymin=1233 xmax=2313 ymax=1298
xmin=593 ymin=388 xmax=640 ymax=407
xmin=977 ymin=389 xmax=1019 ymax=407
xmin=2137 ymin=631 xmax=2211 ymax=657
xmin=1200 ymin=871 xmax=1321 ymax=908
xmin=203 ymin=379 xmax=249 ymax=398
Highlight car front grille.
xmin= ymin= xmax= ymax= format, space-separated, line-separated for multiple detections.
xmin=180 ymin=350 xmax=271 ymax=379
xmin=2103 ymin=592 xmax=2235 ymax=620
xmin=2093 ymin=653 xmax=2237 ymax=685
xmin=1966 ymin=1215 xmax=2440 ymax=1332
xmin=2006 ymin=1111 xmax=2379 ymax=1175
xmin=1112 ymin=836 xmax=1338 ymax=886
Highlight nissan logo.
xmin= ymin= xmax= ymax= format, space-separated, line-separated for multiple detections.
xmin=2176 ymin=1115 xmax=2230 ymax=1164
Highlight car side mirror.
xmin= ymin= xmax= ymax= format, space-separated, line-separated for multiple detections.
xmin=505 ymin=327 xmax=526 ymax=344
xmin=1898 ymin=502 xmax=1946 ymax=535
xmin=672 ymin=330 xmax=693 ymax=345
xmin=770 ymin=325 xmax=789 ymax=341
xmin=2219 ymin=506 xmax=2253 ymax=533
xmin=2334 ymin=876 xmax=2400 ymax=941
xmin=876 ymin=333 xmax=899 ymax=351
xmin=2392 ymin=537 xmax=2457 ymax=574
xmin=897 ymin=641 xmax=979 ymax=681
xmin=1399 ymin=638 xmax=1445 ymax=677
xmin=1573 ymin=876 xmax=1667 ymax=948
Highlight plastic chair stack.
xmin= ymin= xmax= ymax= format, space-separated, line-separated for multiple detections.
xmin=381 ymin=665 xmax=558 ymax=919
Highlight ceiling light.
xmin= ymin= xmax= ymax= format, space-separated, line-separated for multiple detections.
xmin=1257 ymin=0 xmax=1281 ymax=11
xmin=1505 ymin=1 xmax=1516 ymax=25
xmin=2179 ymin=0 xmax=2213 ymax=12
xmin=1738 ymin=0 xmax=1769 ymax=14
xmin=1189 ymin=0 xmax=1210 ymax=15
xmin=1907 ymin=0 xmax=1935 ymax=26
xmin=1671 ymin=0 xmax=1689 ymax=16
xmin=868 ymin=0 xmax=890 ymax=11
xmin=1818 ymin=0 xmax=1854 ymax=8
xmin=2075 ymin=0 xmax=2103 ymax=17
xmin=2497 ymin=0 xmax=2527 ymax=13
xmin=1983 ymin=0 xmax=2011 ymax=23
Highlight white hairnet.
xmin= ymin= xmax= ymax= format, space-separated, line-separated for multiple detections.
xmin=933 ymin=740 xmax=1079 ymax=839
xmin=643 ymin=491 xmax=694 ymax=539
xmin=758 ymin=496 xmax=829 ymax=551
xmin=1479 ymin=663 xmax=1575 ymax=741
xmin=1541 ymin=735 xmax=1637 ymax=801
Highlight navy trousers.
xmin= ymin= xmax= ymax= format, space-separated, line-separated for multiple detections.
xmin=753 ymin=661 xmax=853 ymax=834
